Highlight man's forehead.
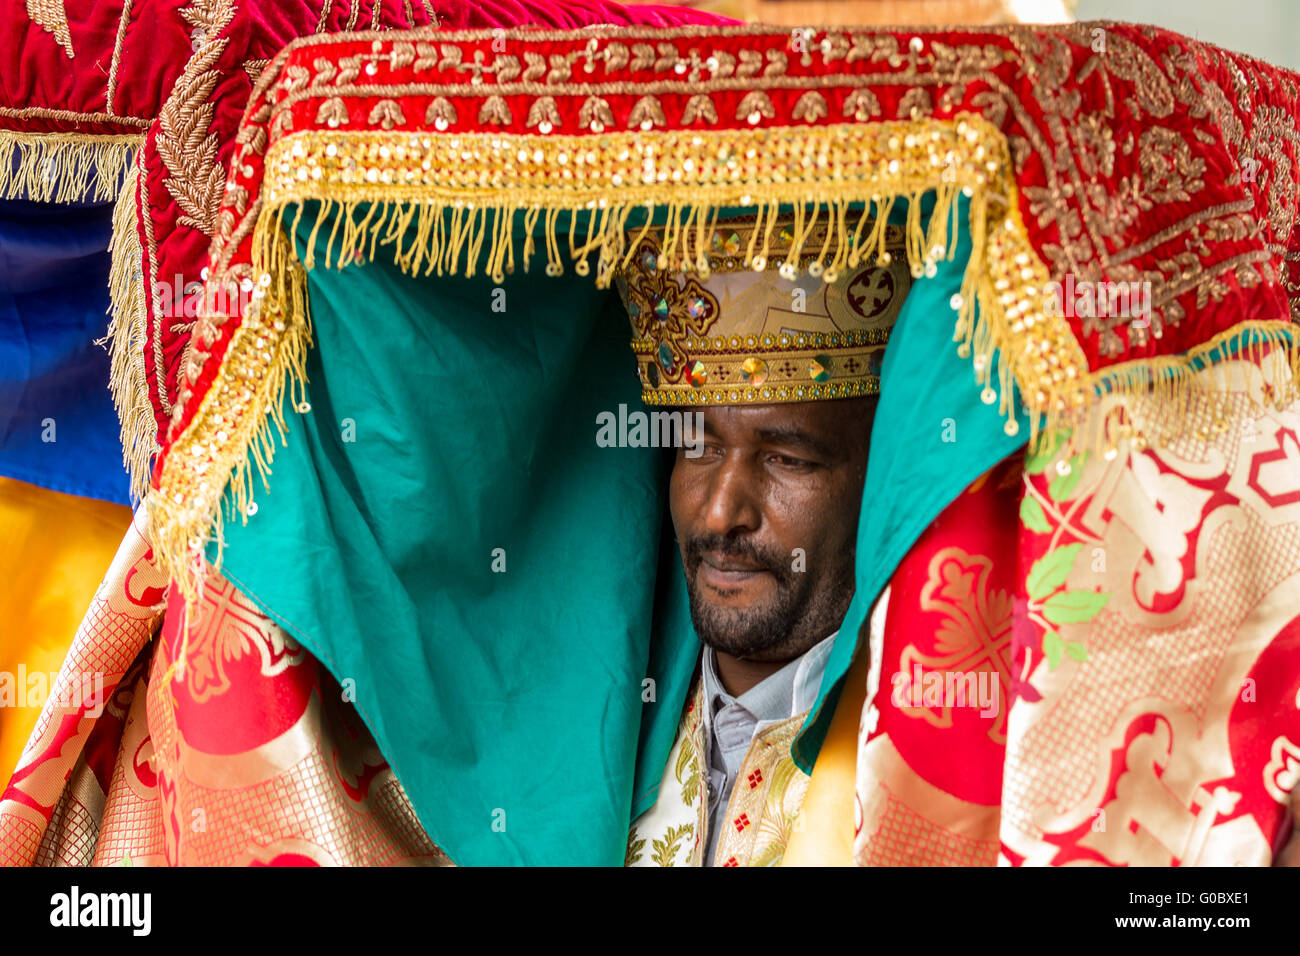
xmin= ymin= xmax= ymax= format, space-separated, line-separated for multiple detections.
xmin=699 ymin=400 xmax=869 ymax=444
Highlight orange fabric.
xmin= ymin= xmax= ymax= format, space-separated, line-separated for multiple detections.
xmin=0 ymin=476 xmax=131 ymax=783
xmin=781 ymin=643 xmax=871 ymax=866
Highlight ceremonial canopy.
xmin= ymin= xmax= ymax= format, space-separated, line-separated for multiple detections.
xmin=3 ymin=7 xmax=1300 ymax=867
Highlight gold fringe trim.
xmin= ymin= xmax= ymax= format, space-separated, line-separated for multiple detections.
xmin=150 ymin=115 xmax=1300 ymax=597
xmin=151 ymin=214 xmax=313 ymax=604
xmin=0 ymin=130 xmax=141 ymax=203
xmin=101 ymin=159 xmax=158 ymax=504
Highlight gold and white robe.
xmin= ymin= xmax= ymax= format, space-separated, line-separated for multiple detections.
xmin=626 ymin=678 xmax=812 ymax=867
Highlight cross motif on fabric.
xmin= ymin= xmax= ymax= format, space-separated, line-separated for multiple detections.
xmin=844 ymin=356 xmax=862 ymax=374
xmin=734 ymin=813 xmax=750 ymax=833
xmin=776 ymin=360 xmax=798 ymax=377
xmin=747 ymin=769 xmax=763 ymax=789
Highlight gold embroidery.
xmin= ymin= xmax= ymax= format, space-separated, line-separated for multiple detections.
xmin=0 ymin=106 xmax=150 ymax=127
xmin=626 ymin=679 xmax=705 ymax=867
xmin=138 ymin=160 xmax=170 ymax=421
xmin=243 ymin=58 xmax=271 ymax=83
xmin=650 ymin=824 xmax=692 ymax=867
xmin=157 ymin=0 xmax=238 ymax=234
xmin=106 ymin=0 xmax=135 ymax=115
xmin=314 ymin=0 xmax=334 ymax=33
xmin=367 ymin=99 xmax=405 ymax=129
xmin=152 ymin=27 xmax=1300 ymax=595
xmin=711 ymin=715 xmax=810 ymax=867
xmin=625 ymin=827 xmax=646 ymax=865
xmin=24 ymin=0 xmax=73 ymax=58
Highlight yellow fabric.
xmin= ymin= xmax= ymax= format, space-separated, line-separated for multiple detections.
xmin=781 ymin=643 xmax=870 ymax=866
xmin=0 ymin=476 xmax=132 ymax=784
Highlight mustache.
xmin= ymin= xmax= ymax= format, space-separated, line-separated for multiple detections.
xmin=682 ymin=533 xmax=790 ymax=582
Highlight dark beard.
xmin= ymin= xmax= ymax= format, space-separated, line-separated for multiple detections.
xmin=682 ymin=533 xmax=854 ymax=661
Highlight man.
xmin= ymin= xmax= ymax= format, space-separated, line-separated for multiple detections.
xmin=620 ymin=213 xmax=908 ymax=866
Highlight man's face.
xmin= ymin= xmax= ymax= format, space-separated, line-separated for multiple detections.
xmin=669 ymin=397 xmax=874 ymax=662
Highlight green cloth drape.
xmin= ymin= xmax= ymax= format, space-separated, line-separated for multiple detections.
xmin=212 ymin=196 xmax=1028 ymax=862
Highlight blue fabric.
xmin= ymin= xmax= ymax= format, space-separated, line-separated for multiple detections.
xmin=0 ymin=199 xmax=130 ymax=505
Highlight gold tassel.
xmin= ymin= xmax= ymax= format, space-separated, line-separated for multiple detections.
xmin=151 ymin=147 xmax=1300 ymax=591
xmin=0 ymin=131 xmax=141 ymax=204
xmin=100 ymin=159 xmax=157 ymax=504
xmin=150 ymin=210 xmax=314 ymax=606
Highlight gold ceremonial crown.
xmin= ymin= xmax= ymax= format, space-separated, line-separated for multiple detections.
xmin=615 ymin=212 xmax=910 ymax=407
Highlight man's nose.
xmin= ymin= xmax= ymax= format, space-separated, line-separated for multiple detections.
xmin=701 ymin=458 xmax=762 ymax=536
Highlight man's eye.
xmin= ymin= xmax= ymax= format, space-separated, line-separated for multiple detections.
xmin=769 ymin=454 xmax=812 ymax=468
xmin=693 ymin=443 xmax=724 ymax=459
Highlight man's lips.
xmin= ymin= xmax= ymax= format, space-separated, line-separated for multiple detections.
xmin=697 ymin=552 xmax=772 ymax=590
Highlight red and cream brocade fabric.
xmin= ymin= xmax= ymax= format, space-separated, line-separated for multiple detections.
xmin=0 ymin=509 xmax=445 ymax=866
xmin=856 ymin=352 xmax=1300 ymax=865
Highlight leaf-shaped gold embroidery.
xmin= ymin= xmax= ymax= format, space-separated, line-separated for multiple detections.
xmin=281 ymin=64 xmax=310 ymax=93
xmin=312 ymin=57 xmax=337 ymax=85
xmin=736 ymin=91 xmax=775 ymax=123
xmin=651 ymin=823 xmax=692 ymax=867
xmin=792 ymin=91 xmax=827 ymax=122
xmin=763 ymin=48 xmax=788 ymax=77
xmin=438 ymin=44 xmax=462 ymax=70
xmin=526 ymin=96 xmax=561 ymax=129
xmin=228 ymin=184 xmax=249 ymax=216
xmin=478 ymin=95 xmax=513 ymax=126
xmin=315 ymin=97 xmax=349 ymax=128
xmin=26 ymin=0 xmax=73 ymax=58
xmin=336 ymin=55 xmax=362 ymax=85
xmin=495 ymin=54 xmax=521 ymax=82
xmin=630 ymin=43 xmax=655 ymax=71
xmin=682 ymin=94 xmax=717 ymax=126
xmin=367 ymin=99 xmax=405 ymax=131
xmin=522 ymin=51 xmax=546 ymax=82
xmin=578 ymin=96 xmax=614 ymax=129
xmin=654 ymin=42 xmax=679 ymax=73
xmin=737 ymin=49 xmax=763 ymax=78
xmin=711 ymin=51 xmax=736 ymax=78
xmin=625 ymin=829 xmax=647 ymax=866
xmin=822 ymin=33 xmax=849 ymax=63
xmin=414 ymin=41 xmax=438 ymax=71
xmin=628 ymin=95 xmax=666 ymax=130
xmin=425 ymin=97 xmax=457 ymax=128
xmin=390 ymin=41 xmax=415 ymax=69
xmin=898 ymin=87 xmax=933 ymax=120
xmin=155 ymin=0 xmax=237 ymax=236
xmin=605 ymin=42 xmax=629 ymax=72
xmin=547 ymin=53 xmax=572 ymax=84
xmin=234 ymin=125 xmax=266 ymax=152
xmin=843 ymin=89 xmax=881 ymax=121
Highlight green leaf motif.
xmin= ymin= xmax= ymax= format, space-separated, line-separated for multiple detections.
xmin=1020 ymin=495 xmax=1052 ymax=533
xmin=1047 ymin=452 xmax=1089 ymax=502
xmin=1025 ymin=429 xmax=1070 ymax=475
xmin=1026 ymin=543 xmax=1083 ymax=601
xmin=625 ymin=833 xmax=647 ymax=866
xmin=1043 ymin=630 xmax=1064 ymax=671
xmin=1065 ymin=641 xmax=1089 ymax=662
xmin=1042 ymin=589 xmax=1111 ymax=625
xmin=651 ymin=823 xmax=692 ymax=867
